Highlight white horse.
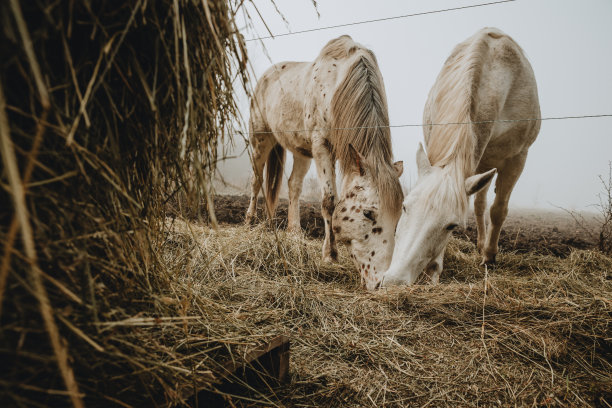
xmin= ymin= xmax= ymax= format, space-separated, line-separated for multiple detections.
xmin=383 ymin=27 xmax=540 ymax=286
xmin=245 ymin=35 xmax=403 ymax=288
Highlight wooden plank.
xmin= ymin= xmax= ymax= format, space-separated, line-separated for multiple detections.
xmin=221 ymin=335 xmax=290 ymax=383
xmin=182 ymin=335 xmax=290 ymax=407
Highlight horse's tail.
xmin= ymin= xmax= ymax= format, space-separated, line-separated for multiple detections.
xmin=264 ymin=143 xmax=285 ymax=217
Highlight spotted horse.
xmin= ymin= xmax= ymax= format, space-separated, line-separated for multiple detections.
xmin=245 ymin=35 xmax=403 ymax=288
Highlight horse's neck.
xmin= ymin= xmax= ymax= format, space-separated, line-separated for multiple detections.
xmin=435 ymin=161 xmax=471 ymax=215
xmin=429 ymin=138 xmax=475 ymax=180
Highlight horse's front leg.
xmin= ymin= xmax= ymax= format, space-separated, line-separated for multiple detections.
xmin=474 ymin=185 xmax=489 ymax=255
xmin=425 ymin=252 xmax=445 ymax=285
xmin=312 ymin=136 xmax=338 ymax=262
xmin=484 ymin=153 xmax=527 ymax=264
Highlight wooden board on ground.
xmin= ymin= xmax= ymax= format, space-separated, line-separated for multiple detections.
xmin=184 ymin=335 xmax=290 ymax=407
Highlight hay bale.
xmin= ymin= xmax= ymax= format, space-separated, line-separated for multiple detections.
xmin=0 ymin=0 xmax=248 ymax=406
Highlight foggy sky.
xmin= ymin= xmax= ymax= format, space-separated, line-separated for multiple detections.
xmin=217 ymin=0 xmax=612 ymax=210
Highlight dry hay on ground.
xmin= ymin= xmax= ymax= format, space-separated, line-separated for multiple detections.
xmin=182 ymin=194 xmax=601 ymax=258
xmin=161 ymin=219 xmax=611 ymax=407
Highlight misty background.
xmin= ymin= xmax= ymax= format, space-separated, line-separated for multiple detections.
xmin=214 ymin=0 xmax=612 ymax=210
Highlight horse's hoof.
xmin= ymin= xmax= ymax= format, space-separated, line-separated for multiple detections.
xmin=480 ymin=254 xmax=497 ymax=266
xmin=322 ymin=252 xmax=338 ymax=264
xmin=322 ymin=255 xmax=334 ymax=264
xmin=321 ymin=244 xmax=338 ymax=263
xmin=287 ymin=226 xmax=301 ymax=234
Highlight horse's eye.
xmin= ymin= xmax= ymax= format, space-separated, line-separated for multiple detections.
xmin=363 ymin=210 xmax=375 ymax=221
xmin=446 ymin=223 xmax=458 ymax=231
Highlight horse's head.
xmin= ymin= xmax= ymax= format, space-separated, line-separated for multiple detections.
xmin=381 ymin=143 xmax=496 ymax=286
xmin=332 ymin=145 xmax=403 ymax=290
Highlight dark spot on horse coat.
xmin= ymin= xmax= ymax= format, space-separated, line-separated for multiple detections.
xmin=364 ymin=234 xmax=369 ymax=239
xmin=296 ymin=147 xmax=312 ymax=158
xmin=323 ymin=138 xmax=333 ymax=154
xmin=355 ymin=208 xmax=360 ymax=213
xmin=351 ymin=206 xmax=355 ymax=210
xmin=323 ymin=169 xmax=325 ymax=174
xmin=383 ymin=240 xmax=387 ymax=244
xmin=281 ymin=64 xmax=286 ymax=69
xmin=322 ymin=194 xmax=335 ymax=216
xmin=341 ymin=207 xmax=347 ymax=213
xmin=349 ymin=219 xmax=354 ymax=222
xmin=333 ymin=226 xmax=341 ymax=233
xmin=371 ymin=251 xmax=375 ymax=256
xmin=372 ymin=227 xmax=383 ymax=234
xmin=343 ymin=216 xmax=349 ymax=221
xmin=330 ymin=247 xmax=338 ymax=260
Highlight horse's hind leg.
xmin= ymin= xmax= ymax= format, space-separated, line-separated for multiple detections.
xmin=483 ymin=152 xmax=527 ymax=264
xmin=287 ymin=155 xmax=311 ymax=233
xmin=245 ymin=126 xmax=275 ymax=225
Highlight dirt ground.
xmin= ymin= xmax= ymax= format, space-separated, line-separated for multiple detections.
xmin=186 ymin=194 xmax=601 ymax=258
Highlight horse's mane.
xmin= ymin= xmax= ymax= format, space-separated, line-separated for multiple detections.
xmin=324 ymin=36 xmax=402 ymax=215
xmin=424 ymin=30 xmax=498 ymax=178
xmin=422 ymin=28 xmax=509 ymax=213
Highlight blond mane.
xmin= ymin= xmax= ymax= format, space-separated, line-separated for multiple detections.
xmin=427 ymin=29 xmax=518 ymax=173
xmin=324 ymin=36 xmax=402 ymax=215
xmin=422 ymin=28 xmax=509 ymax=213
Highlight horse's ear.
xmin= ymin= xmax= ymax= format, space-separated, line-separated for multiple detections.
xmin=348 ymin=144 xmax=366 ymax=176
xmin=393 ymin=161 xmax=403 ymax=178
xmin=416 ymin=143 xmax=431 ymax=177
xmin=465 ymin=168 xmax=496 ymax=196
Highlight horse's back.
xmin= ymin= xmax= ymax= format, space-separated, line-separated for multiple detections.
xmin=473 ymin=28 xmax=540 ymax=163
xmin=250 ymin=35 xmax=387 ymax=158
xmin=424 ymin=28 xmax=540 ymax=169
xmin=250 ymin=61 xmax=311 ymax=132
xmin=474 ymin=28 xmax=539 ymax=120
